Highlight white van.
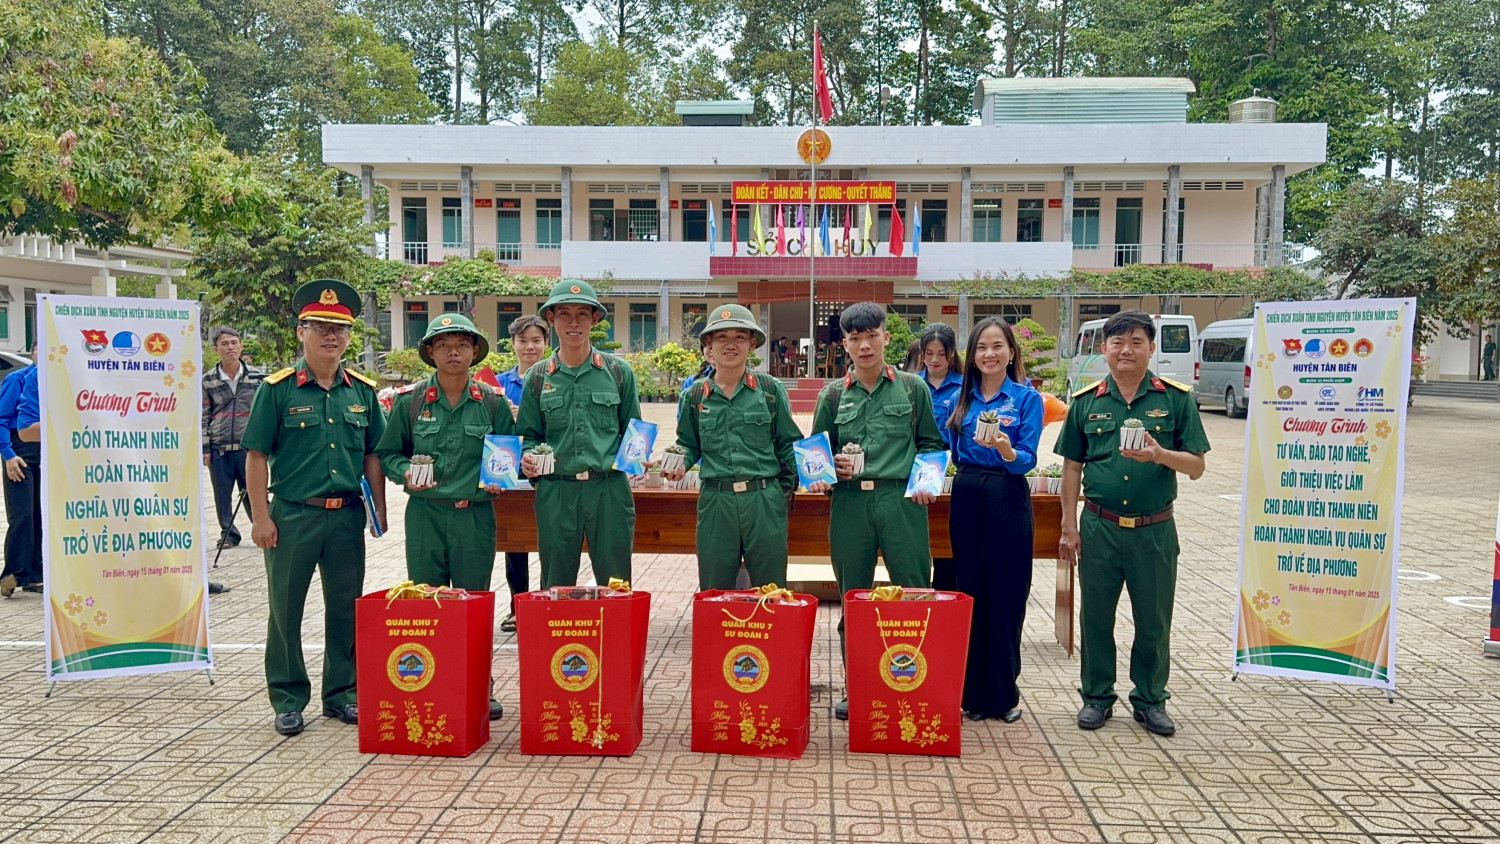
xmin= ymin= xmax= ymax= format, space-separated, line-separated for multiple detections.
xmin=1193 ymin=317 xmax=1254 ymax=417
xmin=1066 ymin=314 xmax=1198 ymax=396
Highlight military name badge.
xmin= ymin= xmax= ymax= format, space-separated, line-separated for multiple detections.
xmin=879 ymin=644 xmax=928 ymax=692
xmin=551 ymin=643 xmax=600 ymax=692
xmin=723 ymin=644 xmax=770 ymax=694
xmin=1145 ymin=409 xmax=1169 ymax=417
xmin=387 ymin=642 xmax=436 ymax=692
xmin=1087 ymin=412 xmax=1111 ymax=421
xmin=289 ymin=405 xmax=314 ymax=415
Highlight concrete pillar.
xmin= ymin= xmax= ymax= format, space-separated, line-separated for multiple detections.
xmin=658 ymin=281 xmax=670 ymax=346
xmin=154 ymin=280 xmax=178 ymax=299
xmin=91 ymin=270 xmax=116 ymax=297
xmin=361 ymin=165 xmax=377 ymax=257
xmin=391 ymin=295 xmax=406 ymax=351
xmin=960 ymin=167 xmax=973 ymax=242
xmin=659 ymin=168 xmax=670 ymax=242
xmin=560 ymin=167 xmax=573 ymax=242
xmin=1165 ymin=165 xmax=1181 ymax=263
xmin=957 ymin=293 xmax=971 ymax=347
xmin=1253 ymin=183 xmax=1270 ymax=266
xmin=1059 ymin=289 xmax=1074 ymax=358
xmin=1269 ymin=164 xmax=1286 ymax=267
xmin=461 ymin=166 xmax=474 ymax=258
xmin=1061 ymin=166 xmax=1075 ymax=245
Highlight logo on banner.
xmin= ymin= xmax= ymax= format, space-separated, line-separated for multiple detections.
xmin=82 ymin=329 xmax=109 ymax=355
xmin=879 ymin=644 xmax=928 ymax=691
xmin=551 ymin=643 xmax=600 ymax=691
xmin=723 ymin=644 xmax=770 ymax=693
xmin=387 ymin=643 xmax=436 ymax=692
xmin=144 ymin=333 xmax=171 ymax=357
xmin=1305 ymin=338 xmax=1327 ymax=359
xmin=1281 ymin=338 xmax=1303 ymax=358
xmin=1354 ymin=338 xmax=1375 ymax=357
xmin=112 ymin=331 xmax=141 ymax=357
xmin=1357 ymin=386 xmax=1385 ymax=401
xmin=1319 ymin=386 xmax=1337 ymax=400
xmin=1278 ymin=385 xmax=1294 ymax=400
xmin=1329 ymin=339 xmax=1350 ymax=358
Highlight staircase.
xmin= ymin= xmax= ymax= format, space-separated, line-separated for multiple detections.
xmin=1412 ymin=380 xmax=1500 ymax=402
xmin=785 ymin=377 xmax=833 ymax=414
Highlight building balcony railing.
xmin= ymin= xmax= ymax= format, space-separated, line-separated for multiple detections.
xmin=381 ymin=241 xmax=563 ymax=267
xmin=1070 ymin=242 xmax=1305 ymax=270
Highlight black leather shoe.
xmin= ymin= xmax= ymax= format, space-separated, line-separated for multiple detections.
xmin=999 ymin=708 xmax=1024 ymax=723
xmin=218 ymin=538 xmax=240 ymax=549
xmin=21 ymin=582 xmax=43 ymax=593
xmin=323 ymin=703 xmax=358 ymax=724
xmin=208 ymin=582 xmax=230 ymax=595
xmin=965 ymin=709 xmax=987 ymax=722
xmin=274 ymin=712 xmax=304 ymax=735
xmin=489 ymin=699 xmax=505 ymax=721
xmin=833 ymin=698 xmax=849 ymax=721
xmin=500 ymin=613 xmax=517 ymax=633
xmin=1134 ymin=706 xmax=1176 ymax=736
xmin=1077 ymin=704 xmax=1113 ymax=730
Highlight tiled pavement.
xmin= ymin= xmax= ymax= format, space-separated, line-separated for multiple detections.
xmin=1 ymin=397 xmax=1499 ymax=843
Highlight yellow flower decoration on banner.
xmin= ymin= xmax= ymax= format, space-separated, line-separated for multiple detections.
xmin=94 ymin=610 xmax=108 ymax=627
xmin=58 ymin=345 xmax=69 ymax=357
xmin=1354 ymin=435 xmax=1367 ymax=446
xmin=65 ymin=593 xmax=85 ymax=616
xmin=163 ymin=374 xmax=175 ymax=387
xmin=1278 ymin=610 xmax=1292 ymax=626
xmin=1252 ymin=589 xmax=1272 ymax=612
xmin=180 ymin=360 xmax=196 ymax=378
xmin=1263 ymin=616 xmax=1274 ymax=629
xmin=1374 ymin=420 xmax=1392 ymax=439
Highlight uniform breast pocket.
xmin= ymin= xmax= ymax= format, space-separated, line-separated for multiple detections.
xmin=741 ymin=408 xmax=772 ymax=444
xmin=342 ymin=411 xmax=370 ymax=448
xmin=464 ymin=423 xmax=491 ymax=439
xmin=834 ymin=403 xmax=863 ymax=440
xmin=877 ymin=402 xmax=913 ymax=440
xmin=1086 ymin=419 xmax=1117 ymax=460
xmin=283 ymin=411 xmax=324 ymax=433
xmin=1147 ymin=419 xmax=1175 ymax=449
xmin=413 ymin=419 xmax=443 ymax=449
xmin=540 ymin=390 xmax=567 ymax=424
xmin=590 ymin=390 xmax=620 ymax=423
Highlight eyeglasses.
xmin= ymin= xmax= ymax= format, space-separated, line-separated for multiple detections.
xmin=301 ymin=322 xmax=351 ymax=337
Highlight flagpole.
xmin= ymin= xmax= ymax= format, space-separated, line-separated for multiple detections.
xmin=809 ymin=20 xmax=819 ymax=378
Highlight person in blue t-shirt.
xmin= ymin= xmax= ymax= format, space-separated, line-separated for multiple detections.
xmin=916 ymin=323 xmax=963 ymax=590
xmin=943 ymin=317 xmax=1043 ymax=723
xmin=496 ymin=314 xmax=550 ymax=632
xmin=0 ymin=361 xmax=41 ymax=597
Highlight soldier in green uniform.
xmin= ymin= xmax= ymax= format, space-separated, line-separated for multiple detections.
xmin=375 ymin=314 xmax=512 ymax=722
xmin=244 ymin=280 xmax=387 ymax=737
xmin=516 ymin=280 xmax=641 ymax=588
xmin=1055 ymin=309 xmax=1209 ymax=737
xmin=662 ymin=305 xmax=800 ymax=590
xmin=809 ymin=302 xmax=946 ymax=721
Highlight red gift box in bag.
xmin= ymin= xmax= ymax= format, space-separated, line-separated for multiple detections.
xmin=515 ymin=587 xmax=650 ymax=755
xmin=690 ymin=588 xmax=819 ymax=759
xmin=845 ymin=588 xmax=973 ymax=757
xmin=355 ymin=587 xmax=495 ymax=757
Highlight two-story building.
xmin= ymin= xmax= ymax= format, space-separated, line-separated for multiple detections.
xmin=322 ymin=77 xmax=1328 ymax=362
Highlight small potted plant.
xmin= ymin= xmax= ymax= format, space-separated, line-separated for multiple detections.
xmin=841 ymin=441 xmax=865 ymax=475
xmin=1024 ymin=466 xmax=1040 ymax=494
xmin=943 ymin=460 xmax=957 ymax=494
xmin=407 ymin=454 xmax=436 ymax=487
xmin=975 ymin=409 xmax=1000 ymax=441
xmin=1119 ymin=418 xmax=1146 ymax=451
xmin=643 ymin=459 xmax=664 ymax=488
xmin=660 ymin=444 xmax=687 ymax=475
xmin=1040 ymin=464 xmax=1063 ymax=494
xmin=676 ymin=462 xmax=700 ymax=490
xmin=528 ymin=443 xmax=555 ymax=476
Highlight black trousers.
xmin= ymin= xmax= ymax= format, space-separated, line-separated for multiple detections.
xmin=2 ymin=439 xmax=42 ymax=586
xmin=209 ymin=448 xmax=252 ymax=544
xmin=950 ymin=466 xmax=1034 ymax=715
xmin=932 ymin=557 xmax=957 ymax=591
xmin=504 ymin=551 xmax=529 ymax=613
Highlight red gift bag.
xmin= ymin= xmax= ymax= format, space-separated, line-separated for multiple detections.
xmin=515 ymin=588 xmax=651 ymax=755
xmin=845 ymin=588 xmax=973 ymax=757
xmin=690 ymin=589 xmax=818 ymax=759
xmin=355 ymin=589 xmax=495 ymax=757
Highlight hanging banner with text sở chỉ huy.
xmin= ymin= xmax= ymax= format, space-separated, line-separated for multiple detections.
xmin=39 ymin=295 xmax=212 ymax=680
xmin=1232 ymin=298 xmax=1413 ymax=689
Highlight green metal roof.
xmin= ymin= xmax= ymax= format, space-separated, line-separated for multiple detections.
xmin=974 ymin=77 xmax=1195 ymax=124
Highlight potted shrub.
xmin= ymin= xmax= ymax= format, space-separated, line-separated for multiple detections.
xmin=841 ymin=442 xmax=865 ymax=475
xmin=1040 ymin=464 xmax=1063 ymax=494
xmin=943 ymin=460 xmax=957 ymax=494
xmin=528 ymin=443 xmax=555 ymax=476
xmin=975 ymin=409 xmax=1000 ymax=441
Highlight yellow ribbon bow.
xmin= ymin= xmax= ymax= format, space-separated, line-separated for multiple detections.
xmin=384 ymin=580 xmax=469 ymax=608
xmin=869 ymin=585 xmax=905 ymax=602
xmin=606 ymin=578 xmax=632 ymax=593
xmin=721 ymin=583 xmax=797 ymax=623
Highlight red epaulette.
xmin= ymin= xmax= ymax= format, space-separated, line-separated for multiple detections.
xmin=701 ymin=380 xmax=712 ymax=399
xmin=546 ymin=358 xmax=558 ymax=375
xmin=423 ymin=385 xmax=439 ymax=404
xmin=295 ymin=369 xmax=309 ymax=387
xmin=746 ymin=372 xmax=758 ymax=389
xmin=468 ymin=383 xmax=484 ymax=401
xmin=884 ymin=365 xmax=896 ymax=381
xmin=843 ymin=372 xmax=854 ymax=388
xmin=1095 ymin=380 xmax=1109 ymax=397
xmin=395 ymin=383 xmax=417 ymax=395
xmin=1150 ymin=377 xmax=1166 ymax=391
xmin=592 ymin=351 xmax=604 ymax=368
xmin=340 ymin=369 xmax=351 ymax=386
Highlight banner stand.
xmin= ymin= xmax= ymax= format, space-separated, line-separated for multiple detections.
xmin=1485 ymin=500 xmax=1500 ymax=658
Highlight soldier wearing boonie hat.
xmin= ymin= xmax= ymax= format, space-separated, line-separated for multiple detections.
xmin=515 ymin=280 xmax=641 ymax=588
xmin=242 ymin=279 xmax=387 ymax=736
xmin=663 ymin=305 xmax=800 ymax=589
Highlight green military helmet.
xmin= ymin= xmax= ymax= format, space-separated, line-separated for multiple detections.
xmin=418 ymin=313 xmax=490 ymax=367
xmin=700 ymin=304 xmax=766 ymax=349
xmin=539 ymin=279 xmax=606 ymax=321
xmin=292 ymin=279 xmax=362 ymax=325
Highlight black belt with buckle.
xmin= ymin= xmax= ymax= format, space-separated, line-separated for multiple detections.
xmin=842 ymin=478 xmax=905 ymax=492
xmin=298 ymin=494 xmax=363 ymax=510
xmin=702 ymin=478 xmax=772 ymax=493
xmin=1084 ymin=499 xmax=1173 ymax=529
xmin=425 ymin=498 xmax=478 ymax=509
xmin=549 ymin=469 xmax=622 ymax=483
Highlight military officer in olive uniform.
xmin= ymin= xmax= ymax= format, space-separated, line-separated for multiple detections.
xmin=809 ymin=302 xmax=947 ymax=721
xmin=244 ymin=280 xmax=387 ymax=737
xmin=516 ymin=280 xmax=641 ymax=588
xmin=662 ymin=305 xmax=801 ymax=590
xmin=1056 ymin=309 xmax=1209 ymax=737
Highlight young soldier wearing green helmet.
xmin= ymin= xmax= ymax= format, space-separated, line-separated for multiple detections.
xmin=516 ymin=280 xmax=641 ymax=588
xmin=375 ymin=313 xmax=513 ymax=721
xmin=662 ymin=304 xmax=800 ymax=590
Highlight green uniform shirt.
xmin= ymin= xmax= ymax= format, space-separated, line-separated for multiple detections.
xmin=811 ymin=365 xmax=946 ymax=480
xmin=516 ymin=347 xmax=640 ymax=475
xmin=1054 ymin=372 xmax=1211 ymax=514
xmin=241 ymin=360 xmax=386 ymax=503
xmin=375 ymin=376 xmax=514 ymax=500
xmin=675 ymin=370 xmax=800 ymax=489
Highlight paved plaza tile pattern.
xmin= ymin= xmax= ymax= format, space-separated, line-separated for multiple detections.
xmin=0 ymin=398 xmax=1498 ymax=843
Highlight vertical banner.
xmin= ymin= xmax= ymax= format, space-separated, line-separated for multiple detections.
xmin=39 ymin=295 xmax=211 ymax=680
xmin=1233 ymin=298 xmax=1414 ymax=688
xmin=1486 ymin=499 xmax=1500 ymax=657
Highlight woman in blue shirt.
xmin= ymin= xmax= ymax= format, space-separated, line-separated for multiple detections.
xmin=944 ymin=317 xmax=1042 ymax=722
xmin=916 ymin=323 xmax=963 ymax=590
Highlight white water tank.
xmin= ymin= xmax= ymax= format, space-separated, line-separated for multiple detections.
xmin=1229 ymin=96 xmax=1278 ymax=123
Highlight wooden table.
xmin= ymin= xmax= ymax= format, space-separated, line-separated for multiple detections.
xmin=494 ymin=487 xmax=1077 ymax=654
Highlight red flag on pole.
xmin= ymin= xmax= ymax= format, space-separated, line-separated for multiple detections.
xmin=813 ymin=25 xmax=835 ymax=123
xmin=731 ymin=204 xmax=739 ymax=256
xmin=842 ymin=206 xmax=851 ymax=249
xmin=888 ymin=203 xmax=905 ymax=257
xmin=776 ymin=204 xmax=787 ymax=256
